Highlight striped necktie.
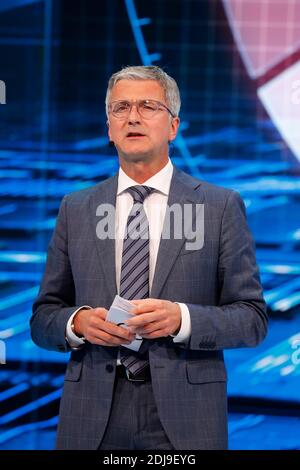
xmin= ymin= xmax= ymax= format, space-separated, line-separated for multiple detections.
xmin=119 ymin=185 xmax=155 ymax=377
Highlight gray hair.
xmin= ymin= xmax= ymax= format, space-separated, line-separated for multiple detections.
xmin=105 ymin=65 xmax=181 ymax=118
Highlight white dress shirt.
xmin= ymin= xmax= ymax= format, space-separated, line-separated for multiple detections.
xmin=66 ymin=158 xmax=191 ymax=348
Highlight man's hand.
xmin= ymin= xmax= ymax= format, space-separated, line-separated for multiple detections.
xmin=125 ymin=299 xmax=182 ymax=339
xmin=73 ymin=308 xmax=136 ymax=346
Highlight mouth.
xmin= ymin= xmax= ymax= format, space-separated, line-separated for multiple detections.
xmin=126 ymin=132 xmax=146 ymax=139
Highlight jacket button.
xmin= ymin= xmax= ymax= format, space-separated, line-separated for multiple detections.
xmin=106 ymin=364 xmax=114 ymax=373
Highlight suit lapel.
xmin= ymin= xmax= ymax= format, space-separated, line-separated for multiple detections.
xmin=89 ymin=173 xmax=118 ymax=302
xmin=150 ymin=166 xmax=203 ymax=299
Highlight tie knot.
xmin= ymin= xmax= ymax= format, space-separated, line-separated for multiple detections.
xmin=127 ymin=185 xmax=155 ymax=204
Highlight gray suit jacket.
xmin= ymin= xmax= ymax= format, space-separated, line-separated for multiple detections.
xmin=31 ymin=166 xmax=268 ymax=450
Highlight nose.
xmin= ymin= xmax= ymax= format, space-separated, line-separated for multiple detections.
xmin=127 ymin=102 xmax=141 ymax=124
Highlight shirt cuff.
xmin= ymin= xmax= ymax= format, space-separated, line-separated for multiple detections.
xmin=66 ymin=305 xmax=92 ymax=348
xmin=171 ymin=302 xmax=191 ymax=343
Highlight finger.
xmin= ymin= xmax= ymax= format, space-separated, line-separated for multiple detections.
xmin=89 ymin=329 xmax=132 ymax=346
xmin=89 ymin=329 xmax=121 ymax=345
xmin=102 ymin=320 xmax=135 ymax=341
xmin=90 ymin=314 xmax=135 ymax=342
xmin=91 ymin=338 xmax=130 ymax=347
xmin=136 ymin=320 xmax=166 ymax=335
xmin=87 ymin=318 xmax=134 ymax=341
xmin=93 ymin=308 xmax=108 ymax=319
xmin=126 ymin=311 xmax=160 ymax=327
xmin=130 ymin=299 xmax=163 ymax=314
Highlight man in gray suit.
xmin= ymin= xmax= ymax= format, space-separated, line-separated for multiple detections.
xmin=31 ymin=65 xmax=268 ymax=450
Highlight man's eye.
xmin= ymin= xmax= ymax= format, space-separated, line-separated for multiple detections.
xmin=114 ymin=102 xmax=129 ymax=112
xmin=142 ymin=102 xmax=156 ymax=111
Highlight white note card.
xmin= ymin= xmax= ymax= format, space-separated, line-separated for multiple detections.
xmin=106 ymin=295 xmax=142 ymax=352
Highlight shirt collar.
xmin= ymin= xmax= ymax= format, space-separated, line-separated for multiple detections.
xmin=117 ymin=158 xmax=173 ymax=196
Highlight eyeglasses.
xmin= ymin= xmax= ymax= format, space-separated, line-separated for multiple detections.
xmin=108 ymin=99 xmax=175 ymax=119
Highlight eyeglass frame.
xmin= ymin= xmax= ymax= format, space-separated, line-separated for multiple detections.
xmin=108 ymin=99 xmax=176 ymax=119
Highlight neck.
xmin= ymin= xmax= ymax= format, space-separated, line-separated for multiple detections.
xmin=119 ymin=157 xmax=169 ymax=183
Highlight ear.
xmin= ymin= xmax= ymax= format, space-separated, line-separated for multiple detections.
xmin=107 ymin=120 xmax=112 ymax=140
xmin=168 ymin=117 xmax=180 ymax=142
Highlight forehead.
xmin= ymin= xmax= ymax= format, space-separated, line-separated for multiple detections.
xmin=110 ymin=79 xmax=165 ymax=102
